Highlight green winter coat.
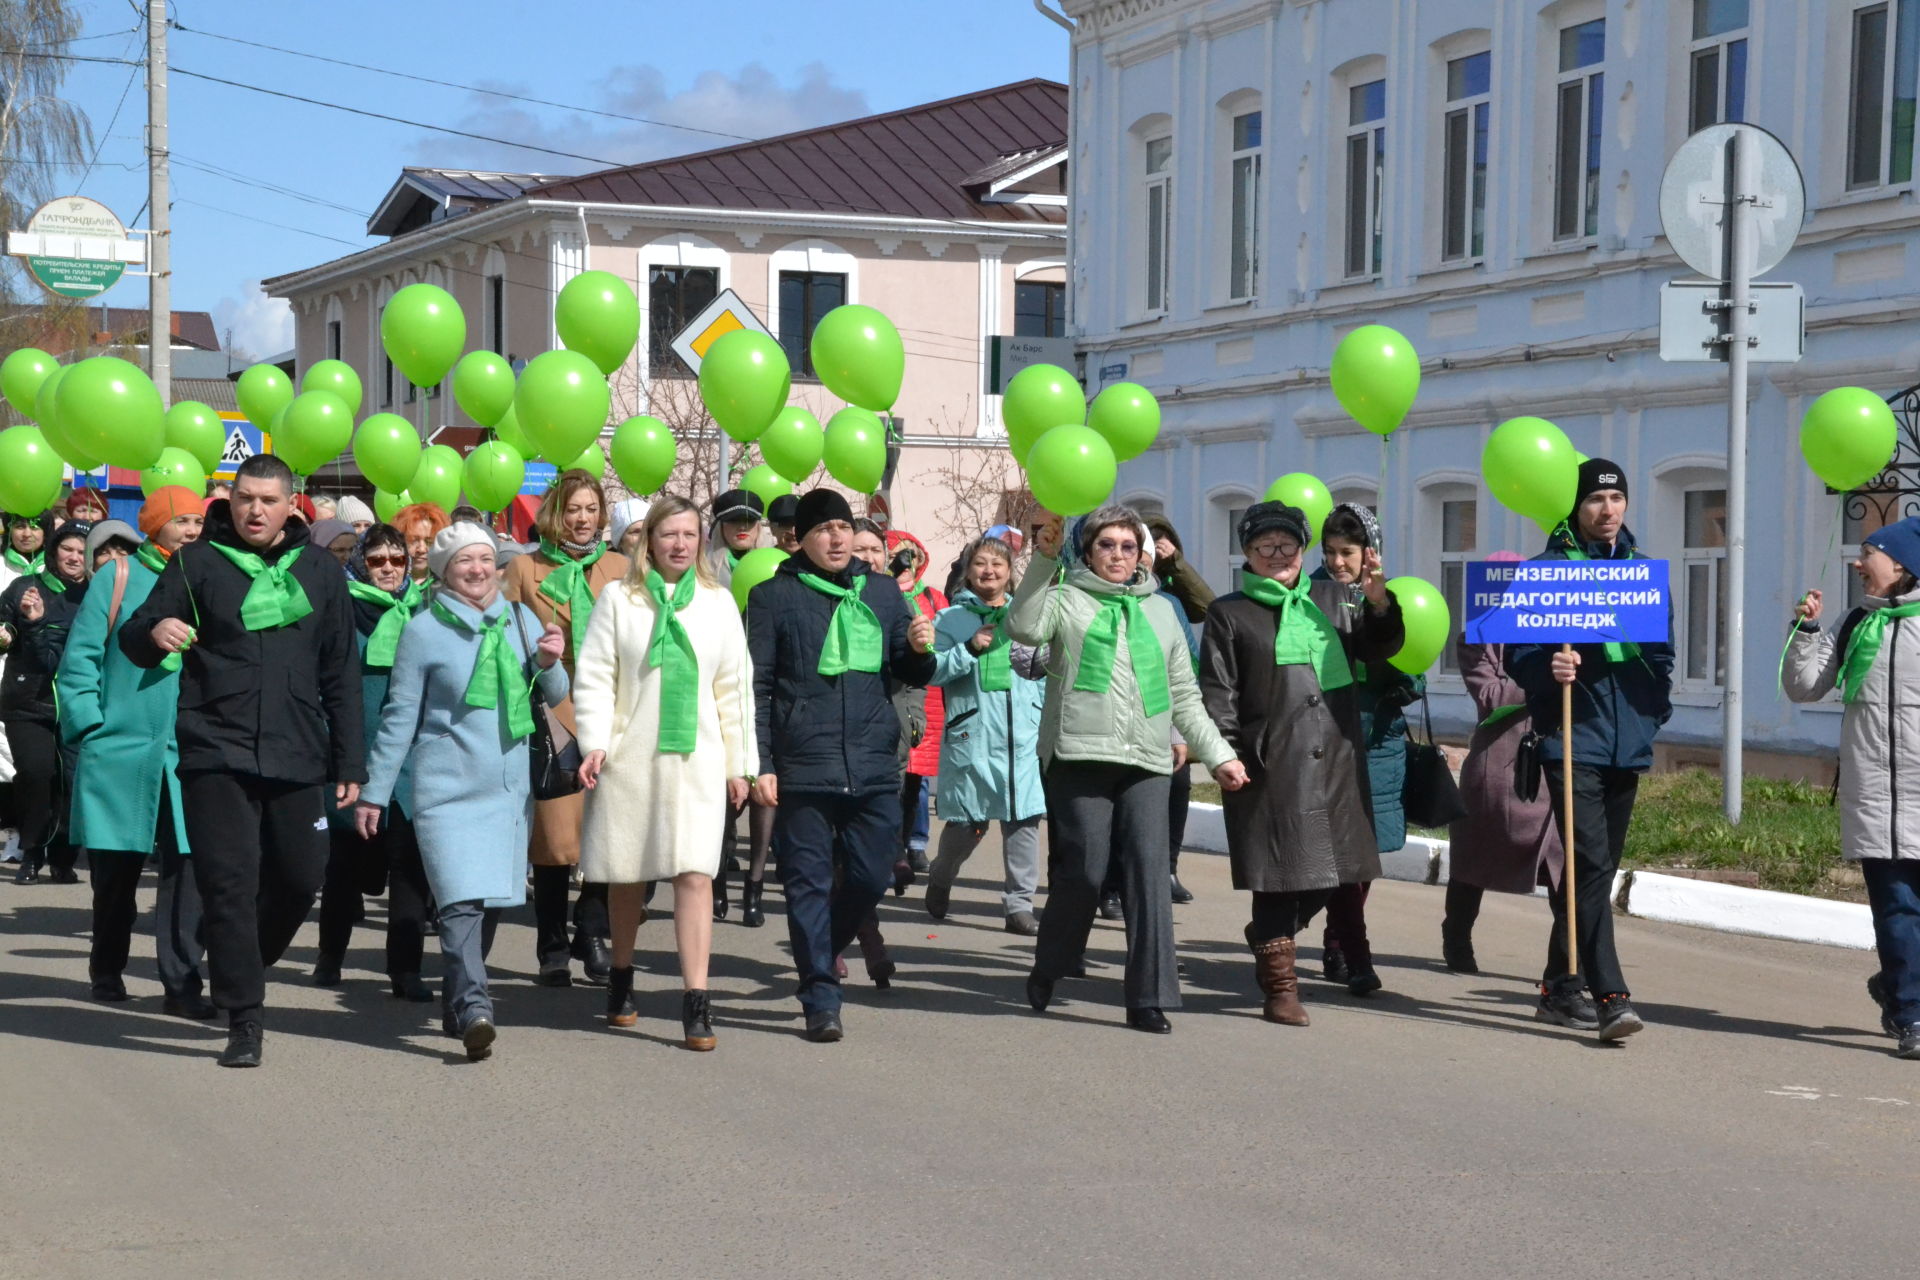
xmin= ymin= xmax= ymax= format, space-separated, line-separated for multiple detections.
xmin=57 ymin=555 xmax=190 ymax=855
xmin=1007 ymin=552 xmax=1232 ymax=774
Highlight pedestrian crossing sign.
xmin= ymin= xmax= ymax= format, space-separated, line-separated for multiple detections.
xmin=214 ymin=411 xmax=267 ymax=477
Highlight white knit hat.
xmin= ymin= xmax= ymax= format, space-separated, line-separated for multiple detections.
xmin=609 ymin=497 xmax=651 ymax=549
xmin=428 ymin=521 xmax=498 ymax=580
xmin=335 ymin=495 xmax=376 ymax=528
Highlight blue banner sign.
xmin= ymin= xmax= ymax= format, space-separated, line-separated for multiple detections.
xmin=520 ymin=461 xmax=558 ymax=496
xmin=1464 ymin=559 xmax=1671 ymax=646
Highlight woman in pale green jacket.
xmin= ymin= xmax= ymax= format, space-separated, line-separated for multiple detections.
xmin=1009 ymin=504 xmax=1246 ymax=1034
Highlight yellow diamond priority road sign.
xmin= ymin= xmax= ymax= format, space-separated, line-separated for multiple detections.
xmin=668 ymin=288 xmax=773 ymax=374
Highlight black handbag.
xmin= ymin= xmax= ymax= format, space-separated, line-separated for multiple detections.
xmin=511 ymin=603 xmax=583 ymax=801
xmin=1402 ymin=695 xmax=1468 ymax=829
xmin=1513 ymin=729 xmax=1544 ymax=804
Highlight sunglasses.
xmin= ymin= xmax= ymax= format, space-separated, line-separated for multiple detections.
xmin=1093 ymin=538 xmax=1139 ymax=555
xmin=363 ymin=553 xmax=407 ymax=568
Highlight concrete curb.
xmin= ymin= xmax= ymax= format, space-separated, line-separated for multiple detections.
xmin=1184 ymin=802 xmax=1873 ymax=952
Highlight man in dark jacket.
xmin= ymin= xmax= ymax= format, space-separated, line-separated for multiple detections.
xmin=121 ymin=453 xmax=364 ymax=1068
xmin=746 ymin=489 xmax=936 ymax=1042
xmin=1509 ymin=458 xmax=1673 ymax=1043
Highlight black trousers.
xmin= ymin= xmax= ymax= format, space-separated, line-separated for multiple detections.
xmin=1248 ymin=889 xmax=1333 ymax=944
xmin=3 ymin=717 xmax=77 ymax=872
xmin=531 ymin=866 xmax=608 ymax=966
xmin=88 ymin=787 xmax=204 ymax=997
xmin=1542 ymin=762 xmax=1638 ymax=997
xmin=1102 ymin=760 xmax=1195 ymax=898
xmin=318 ymin=809 xmax=431 ymax=978
xmin=774 ymin=789 xmax=901 ymax=1014
xmin=181 ymin=771 xmax=329 ymax=1023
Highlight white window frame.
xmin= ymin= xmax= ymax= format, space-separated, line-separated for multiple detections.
xmin=639 ymin=233 xmax=729 ymax=385
xmin=1676 ymin=485 xmax=1729 ymax=690
xmin=1142 ymin=133 xmax=1174 ymax=315
xmin=1552 ymin=17 xmax=1605 ymax=243
xmin=1209 ymin=487 xmax=1259 ymax=594
xmin=372 ymin=279 xmax=395 ymax=409
xmin=482 ymin=245 xmax=509 ymax=359
xmin=1420 ymin=480 xmax=1478 ymax=677
xmin=322 ymin=294 xmax=344 ymax=362
xmin=1846 ymin=0 xmax=1919 ymax=191
xmin=1344 ymin=79 xmax=1387 ymax=280
xmin=1442 ymin=50 xmax=1492 ymax=264
xmin=1221 ymin=100 xmax=1263 ymax=301
xmin=1687 ymin=0 xmax=1749 ymax=132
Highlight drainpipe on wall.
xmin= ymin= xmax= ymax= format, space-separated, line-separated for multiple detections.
xmin=1032 ymin=0 xmax=1073 ymax=32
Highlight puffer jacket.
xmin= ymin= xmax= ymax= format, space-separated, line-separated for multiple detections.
xmin=1008 ymin=551 xmax=1232 ymax=774
xmin=1783 ymin=583 xmax=1920 ymax=861
xmin=930 ymin=589 xmax=1046 ymax=822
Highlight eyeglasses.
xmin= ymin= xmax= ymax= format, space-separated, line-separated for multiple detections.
xmin=1093 ymin=538 xmax=1139 ymax=555
xmin=363 ymin=553 xmax=407 ymax=568
xmin=1248 ymin=541 xmax=1302 ymax=559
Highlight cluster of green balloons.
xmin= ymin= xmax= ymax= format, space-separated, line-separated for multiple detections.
xmin=0 ymin=347 xmax=183 ymax=516
xmin=1800 ymin=387 xmax=1897 ymax=492
xmin=1331 ymin=325 xmax=1420 ymax=436
xmin=1000 ymin=364 xmax=1162 ymax=517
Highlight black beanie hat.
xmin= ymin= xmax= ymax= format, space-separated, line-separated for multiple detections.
xmin=767 ymin=494 xmax=800 ymax=525
xmin=1237 ymin=501 xmax=1310 ymax=550
xmin=794 ymin=489 xmax=855 ymax=538
xmin=1573 ymin=457 xmax=1628 ymax=513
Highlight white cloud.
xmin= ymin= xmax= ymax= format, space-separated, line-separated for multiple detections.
xmin=414 ymin=62 xmax=871 ymax=173
xmin=212 ymin=282 xmax=294 ymax=361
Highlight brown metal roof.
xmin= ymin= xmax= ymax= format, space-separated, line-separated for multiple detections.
xmin=527 ymin=79 xmax=1067 ymax=225
xmin=7 ymin=305 xmax=222 ymax=352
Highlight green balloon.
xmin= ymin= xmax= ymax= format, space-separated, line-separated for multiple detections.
xmin=165 ymin=401 xmax=224 ymax=475
xmin=141 ymin=446 xmax=207 ymax=500
xmin=514 ymin=349 xmax=610 ymax=464
xmin=374 ymin=489 xmax=407 ymax=525
xmin=1482 ymin=416 xmax=1578 ymax=533
xmin=0 ymin=425 xmax=67 ymax=518
xmin=698 ymin=329 xmax=790 ymax=442
xmin=563 ymin=441 xmax=607 ymax=478
xmin=809 ymin=304 xmax=903 ymax=412
xmin=274 ymin=390 xmax=353 ymax=475
xmin=409 ymin=445 xmax=463 ymax=513
xmin=353 ymin=413 xmax=422 ymax=492
xmin=822 ymin=407 xmax=886 ymax=494
xmin=555 ymin=270 xmax=640 ymax=376
xmin=1385 ymin=575 xmax=1450 ymax=675
xmin=730 ymin=546 xmax=788 ymax=612
xmin=301 ymin=358 xmax=363 ymax=415
xmin=491 ymin=402 xmax=536 ymax=458
xmin=759 ymin=406 xmax=824 ymax=483
xmin=1087 ymin=382 xmax=1161 ymax=462
xmin=1 ymin=348 xmax=56 ymax=420
xmin=236 ymin=363 xmax=294 ymax=433
xmin=609 ymin=415 xmax=676 ymax=495
xmin=381 ymin=282 xmax=465 ymax=389
xmin=1331 ymin=324 xmax=1421 ymax=436
xmin=741 ymin=463 xmax=794 ymax=509
xmin=1025 ymin=424 xmax=1116 ymax=517
xmin=57 ymin=356 xmax=164 ymax=470
xmin=33 ymin=366 xmax=102 ymax=471
xmin=1800 ymin=387 xmax=1898 ymax=492
xmin=1003 ymin=364 xmax=1085 ymax=465
xmin=463 ymin=440 xmax=526 ymax=513
xmin=1262 ymin=472 xmax=1333 ymax=546
xmin=452 ymin=350 xmax=516 ymax=428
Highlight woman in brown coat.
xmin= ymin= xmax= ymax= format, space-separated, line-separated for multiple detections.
xmin=1441 ymin=633 xmax=1565 ymax=974
xmin=1198 ymin=502 xmax=1403 ymax=1026
xmin=502 ymin=469 xmax=630 ymax=987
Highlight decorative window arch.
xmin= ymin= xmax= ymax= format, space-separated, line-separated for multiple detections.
xmin=323 ymin=294 xmax=345 ymax=362
xmin=768 ymin=239 xmax=857 ymax=379
xmin=641 ymin=232 xmax=730 ymax=380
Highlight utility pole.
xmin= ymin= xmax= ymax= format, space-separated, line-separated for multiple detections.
xmin=147 ymin=0 xmax=170 ymax=405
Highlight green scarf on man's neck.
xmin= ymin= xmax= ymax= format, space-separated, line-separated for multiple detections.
xmin=537 ymin=540 xmax=606 ymax=656
xmin=798 ymin=572 xmax=883 ymax=675
xmin=645 ymin=569 xmax=700 ymax=753
xmin=1238 ymin=570 xmax=1353 ymax=691
xmin=206 ymin=540 xmax=312 ymax=630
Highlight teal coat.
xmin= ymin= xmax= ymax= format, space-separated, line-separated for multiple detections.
xmin=57 ymin=555 xmax=191 ymax=855
xmin=930 ymin=590 xmax=1046 ymax=823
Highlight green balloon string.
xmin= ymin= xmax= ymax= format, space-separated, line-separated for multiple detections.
xmin=1779 ymin=504 xmax=1845 ymax=695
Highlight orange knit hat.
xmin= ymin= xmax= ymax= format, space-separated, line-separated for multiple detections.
xmin=139 ymin=485 xmax=202 ymax=537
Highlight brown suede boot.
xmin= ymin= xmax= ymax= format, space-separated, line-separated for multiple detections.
xmin=1250 ymin=935 xmax=1309 ymax=1026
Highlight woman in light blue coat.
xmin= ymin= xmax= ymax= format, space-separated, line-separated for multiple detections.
xmin=357 ymin=524 xmax=568 ymax=1062
xmin=922 ymin=536 xmax=1048 ymax=933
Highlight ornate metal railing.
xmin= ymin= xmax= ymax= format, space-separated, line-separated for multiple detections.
xmin=1838 ymin=382 xmax=1920 ymax=530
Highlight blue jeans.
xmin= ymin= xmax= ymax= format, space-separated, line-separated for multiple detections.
xmin=1862 ymin=859 xmax=1920 ymax=1027
xmin=774 ymin=790 xmax=902 ymax=1015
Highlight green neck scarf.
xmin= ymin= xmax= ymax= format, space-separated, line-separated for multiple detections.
xmin=1555 ymin=524 xmax=1642 ymax=665
xmin=35 ymin=569 xmax=70 ymax=596
xmin=430 ymin=597 xmax=533 ymax=740
xmin=1840 ymin=600 xmax=1920 ymax=702
xmin=6 ymin=548 xmax=42 ymax=575
xmin=961 ymin=597 xmax=1012 ymax=691
xmin=347 ymin=577 xmax=424 ymax=669
xmin=799 ymin=572 xmax=883 ymax=675
xmin=1238 ymin=570 xmax=1354 ymax=692
xmin=645 ymin=569 xmax=699 ymax=753
xmin=134 ymin=543 xmax=168 ymax=576
xmin=537 ymin=540 xmax=606 ymax=656
xmin=207 ymin=540 xmax=313 ymax=630
xmin=1072 ymin=588 xmax=1171 ymax=716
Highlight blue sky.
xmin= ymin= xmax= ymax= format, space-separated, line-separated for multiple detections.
xmin=47 ymin=0 xmax=1069 ymax=357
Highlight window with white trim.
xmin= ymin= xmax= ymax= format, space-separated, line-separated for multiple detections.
xmin=1143 ymin=135 xmax=1173 ymax=312
xmin=1847 ymin=1 xmax=1918 ymax=190
xmin=1442 ymin=52 xmax=1491 ymax=263
xmin=1689 ymin=0 xmax=1749 ymax=132
xmin=325 ymin=320 xmax=342 ymax=361
xmin=1438 ymin=496 xmax=1477 ymax=675
xmin=1344 ymin=80 xmax=1386 ymax=278
xmin=1227 ymin=109 xmax=1262 ymax=300
xmin=1215 ymin=498 xmax=1252 ymax=592
xmin=778 ymin=270 xmax=845 ymax=378
xmin=1014 ymin=281 xmax=1066 ymax=337
xmin=486 ymin=273 xmax=507 ymax=356
xmin=1678 ymin=487 xmax=1728 ymax=687
xmin=1553 ymin=18 xmax=1605 ymax=241
xmin=649 ymin=266 xmax=718 ymax=373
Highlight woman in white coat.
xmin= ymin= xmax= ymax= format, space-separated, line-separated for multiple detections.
xmin=576 ymin=495 xmax=756 ymax=1051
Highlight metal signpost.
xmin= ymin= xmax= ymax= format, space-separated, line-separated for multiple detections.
xmin=668 ymin=289 xmax=776 ymax=496
xmin=1657 ymin=123 xmax=1806 ymax=825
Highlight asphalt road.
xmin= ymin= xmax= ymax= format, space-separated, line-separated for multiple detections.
xmin=2 ymin=843 xmax=1914 ymax=1280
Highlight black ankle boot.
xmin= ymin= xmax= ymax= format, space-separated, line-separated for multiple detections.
xmin=682 ymin=989 xmax=715 ymax=1051
xmin=713 ymin=863 xmax=730 ymax=921
xmin=740 ymin=877 xmax=765 ymax=928
xmin=607 ymin=966 xmax=636 ymax=1027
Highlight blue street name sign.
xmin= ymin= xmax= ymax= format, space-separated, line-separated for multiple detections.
xmin=520 ymin=461 xmax=558 ymax=496
xmin=1463 ymin=559 xmax=1671 ymax=645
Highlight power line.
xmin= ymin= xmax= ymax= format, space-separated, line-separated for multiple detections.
xmin=78 ymin=34 xmax=144 ymax=191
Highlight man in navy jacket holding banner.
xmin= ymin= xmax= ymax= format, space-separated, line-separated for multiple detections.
xmin=1507 ymin=458 xmax=1673 ymax=1042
